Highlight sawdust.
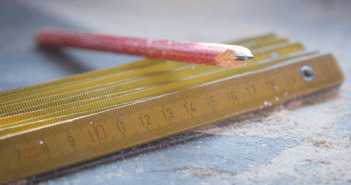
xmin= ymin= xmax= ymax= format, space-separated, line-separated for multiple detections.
xmin=194 ymin=85 xmax=351 ymax=184
xmin=177 ymin=168 xmax=237 ymax=178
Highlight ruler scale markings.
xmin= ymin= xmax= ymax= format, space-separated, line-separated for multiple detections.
xmin=136 ymin=133 xmax=143 ymax=142
xmin=142 ymin=132 xmax=149 ymax=142
xmin=154 ymin=128 xmax=159 ymax=137
xmin=111 ymin=139 xmax=119 ymax=150
xmin=108 ymin=141 xmax=114 ymax=152
xmin=140 ymin=132 xmax=145 ymax=142
xmin=186 ymin=118 xmax=193 ymax=127
xmin=157 ymin=127 xmax=163 ymax=137
xmin=125 ymin=135 xmax=132 ymax=146
xmin=165 ymin=125 xmax=172 ymax=134
xmin=154 ymin=127 xmax=162 ymax=136
xmin=93 ymin=143 xmax=102 ymax=156
xmin=0 ymin=44 xmax=303 ymax=120
xmin=161 ymin=125 xmax=167 ymax=134
xmin=151 ymin=129 xmax=157 ymax=140
xmin=148 ymin=129 xmax=154 ymax=139
xmin=0 ymin=50 xmax=192 ymax=99
xmin=131 ymin=132 xmax=138 ymax=144
xmin=172 ymin=121 xmax=180 ymax=132
xmin=170 ymin=122 xmax=178 ymax=133
xmin=145 ymin=130 xmax=151 ymax=140
xmin=111 ymin=138 xmax=119 ymax=149
xmin=114 ymin=137 xmax=121 ymax=148
xmin=0 ymin=59 xmax=165 ymax=102
xmin=118 ymin=137 xmax=125 ymax=148
xmin=97 ymin=145 xmax=105 ymax=156
xmin=105 ymin=142 xmax=113 ymax=155
xmin=0 ymin=38 xmax=344 ymax=183
xmin=249 ymin=38 xmax=288 ymax=50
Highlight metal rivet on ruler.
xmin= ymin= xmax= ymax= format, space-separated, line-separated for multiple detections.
xmin=270 ymin=53 xmax=279 ymax=60
xmin=300 ymin=66 xmax=315 ymax=81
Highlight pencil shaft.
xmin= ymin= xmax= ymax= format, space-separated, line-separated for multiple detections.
xmin=36 ymin=29 xmax=252 ymax=68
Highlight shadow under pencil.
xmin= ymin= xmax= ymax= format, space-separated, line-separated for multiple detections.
xmin=35 ymin=46 xmax=94 ymax=75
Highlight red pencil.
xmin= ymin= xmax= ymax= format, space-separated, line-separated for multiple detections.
xmin=35 ymin=29 xmax=253 ymax=68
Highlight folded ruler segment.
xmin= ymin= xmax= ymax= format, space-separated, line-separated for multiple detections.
xmin=0 ymin=33 xmax=344 ymax=184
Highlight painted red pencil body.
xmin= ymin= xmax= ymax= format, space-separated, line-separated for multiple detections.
xmin=35 ymin=29 xmax=253 ymax=68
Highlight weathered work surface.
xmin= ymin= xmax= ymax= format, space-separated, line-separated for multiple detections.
xmin=1 ymin=0 xmax=351 ymax=184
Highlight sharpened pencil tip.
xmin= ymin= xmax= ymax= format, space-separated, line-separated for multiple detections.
xmin=214 ymin=49 xmax=250 ymax=68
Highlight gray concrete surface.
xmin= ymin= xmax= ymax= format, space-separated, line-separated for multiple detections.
xmin=1 ymin=0 xmax=351 ymax=184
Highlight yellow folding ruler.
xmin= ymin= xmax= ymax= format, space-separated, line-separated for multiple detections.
xmin=0 ymin=33 xmax=344 ymax=184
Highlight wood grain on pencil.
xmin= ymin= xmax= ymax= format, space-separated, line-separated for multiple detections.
xmin=35 ymin=29 xmax=253 ymax=68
